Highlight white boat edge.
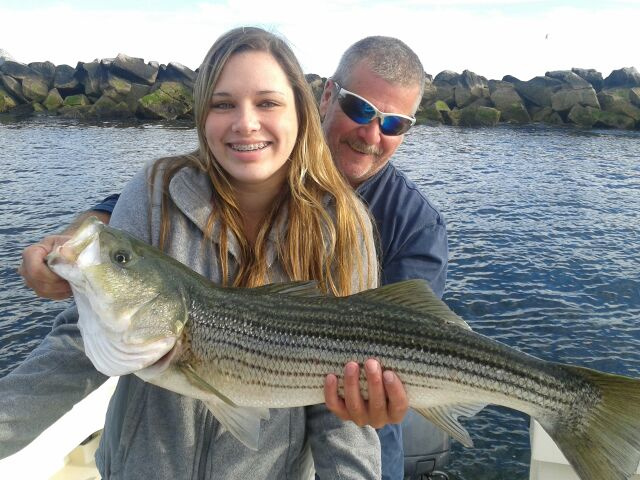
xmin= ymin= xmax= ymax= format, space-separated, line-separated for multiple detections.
xmin=0 ymin=376 xmax=118 ymax=480
xmin=529 ymin=418 xmax=640 ymax=479
xmin=2 ymin=382 xmax=639 ymax=479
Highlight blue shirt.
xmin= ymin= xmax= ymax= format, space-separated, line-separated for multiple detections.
xmin=356 ymin=162 xmax=448 ymax=480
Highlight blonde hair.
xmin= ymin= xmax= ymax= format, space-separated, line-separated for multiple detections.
xmin=151 ymin=27 xmax=376 ymax=296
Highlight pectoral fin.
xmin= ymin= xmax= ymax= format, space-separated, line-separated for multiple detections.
xmin=179 ymin=364 xmax=237 ymax=407
xmin=202 ymin=399 xmax=271 ymax=451
xmin=177 ymin=364 xmax=270 ymax=450
xmin=414 ymin=403 xmax=486 ymax=448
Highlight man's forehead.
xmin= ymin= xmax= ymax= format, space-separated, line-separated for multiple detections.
xmin=345 ymin=65 xmax=422 ymax=114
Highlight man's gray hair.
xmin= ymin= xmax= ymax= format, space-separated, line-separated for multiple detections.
xmin=332 ymin=36 xmax=425 ymax=102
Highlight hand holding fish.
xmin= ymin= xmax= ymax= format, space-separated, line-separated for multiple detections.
xmin=18 ymin=235 xmax=72 ymax=300
xmin=324 ymin=359 xmax=409 ymax=428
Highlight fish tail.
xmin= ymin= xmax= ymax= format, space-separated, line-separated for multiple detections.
xmin=541 ymin=365 xmax=640 ymax=480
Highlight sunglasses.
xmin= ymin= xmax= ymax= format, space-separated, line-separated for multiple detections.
xmin=333 ymin=81 xmax=416 ymax=136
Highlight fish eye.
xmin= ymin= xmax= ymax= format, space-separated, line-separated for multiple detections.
xmin=113 ymin=250 xmax=132 ymax=265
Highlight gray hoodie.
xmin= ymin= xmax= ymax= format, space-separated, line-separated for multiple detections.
xmin=0 ymin=162 xmax=381 ymax=479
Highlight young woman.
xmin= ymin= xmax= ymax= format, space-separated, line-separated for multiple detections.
xmin=78 ymin=27 xmax=378 ymax=478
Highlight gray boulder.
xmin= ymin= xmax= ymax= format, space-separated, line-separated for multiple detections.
xmin=597 ymin=90 xmax=640 ymax=122
xmin=157 ymin=62 xmax=196 ymax=88
xmin=541 ymin=70 xmax=600 ymax=113
xmin=62 ymin=93 xmax=91 ymax=107
xmin=530 ymin=106 xmax=564 ymax=125
xmin=43 ymin=88 xmax=64 ymax=111
xmin=137 ymin=81 xmax=193 ymax=120
xmin=76 ymin=61 xmax=106 ymax=98
xmin=102 ymin=72 xmax=133 ymax=98
xmin=458 ymin=105 xmax=501 ymax=127
xmin=572 ymin=68 xmax=603 ymax=92
xmin=501 ymin=75 xmax=521 ymax=83
xmin=304 ymin=74 xmax=325 ymax=105
xmin=545 ymin=70 xmax=591 ymax=89
xmin=595 ymin=110 xmax=637 ymax=129
xmin=0 ymin=87 xmax=18 ymax=112
xmin=111 ymin=53 xmax=159 ymax=85
xmin=0 ymin=60 xmax=35 ymax=80
xmin=603 ymin=67 xmax=640 ymax=89
xmin=488 ymin=80 xmax=530 ymax=123
xmin=433 ymin=70 xmax=459 ymax=107
xmin=0 ymin=74 xmax=26 ymax=102
xmin=54 ymin=64 xmax=81 ymax=95
xmin=550 ymin=86 xmax=599 ymax=113
xmin=514 ymin=76 xmax=563 ymax=107
xmin=567 ymin=105 xmax=599 ymax=127
xmin=630 ymin=87 xmax=640 ymax=107
xmin=453 ymin=70 xmax=489 ymax=108
xmin=21 ymin=76 xmax=49 ymax=102
xmin=89 ymin=95 xmax=134 ymax=119
xmin=421 ymin=76 xmax=438 ymax=106
xmin=28 ymin=61 xmax=56 ymax=88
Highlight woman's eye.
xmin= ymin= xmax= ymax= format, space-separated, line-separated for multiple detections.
xmin=259 ymin=100 xmax=278 ymax=108
xmin=113 ymin=250 xmax=131 ymax=265
xmin=211 ymin=102 xmax=233 ymax=110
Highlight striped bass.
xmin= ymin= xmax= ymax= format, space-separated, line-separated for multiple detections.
xmin=47 ymin=217 xmax=640 ymax=480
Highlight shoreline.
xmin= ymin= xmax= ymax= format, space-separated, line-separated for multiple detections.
xmin=1 ymin=53 xmax=639 ymax=130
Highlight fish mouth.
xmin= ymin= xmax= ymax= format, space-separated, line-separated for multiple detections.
xmin=46 ymin=216 xmax=103 ymax=268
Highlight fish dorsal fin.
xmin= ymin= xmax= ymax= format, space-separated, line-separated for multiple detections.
xmin=414 ymin=403 xmax=486 ymax=448
xmin=250 ymin=281 xmax=328 ymax=297
xmin=201 ymin=398 xmax=270 ymax=451
xmin=352 ymin=280 xmax=471 ymax=330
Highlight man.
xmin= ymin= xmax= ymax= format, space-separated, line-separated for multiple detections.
xmin=18 ymin=36 xmax=448 ymax=479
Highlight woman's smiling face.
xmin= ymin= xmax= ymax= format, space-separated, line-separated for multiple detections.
xmin=205 ymin=50 xmax=299 ymax=190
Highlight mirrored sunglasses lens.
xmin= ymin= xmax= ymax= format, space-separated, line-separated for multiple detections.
xmin=380 ymin=116 xmax=413 ymax=135
xmin=340 ymin=93 xmax=376 ymax=124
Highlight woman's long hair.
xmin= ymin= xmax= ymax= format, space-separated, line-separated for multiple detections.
xmin=151 ymin=27 xmax=376 ymax=296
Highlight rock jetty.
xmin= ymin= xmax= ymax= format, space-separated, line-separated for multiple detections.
xmin=1 ymin=51 xmax=639 ymax=130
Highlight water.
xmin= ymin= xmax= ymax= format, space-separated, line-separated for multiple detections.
xmin=1 ymin=118 xmax=639 ymax=479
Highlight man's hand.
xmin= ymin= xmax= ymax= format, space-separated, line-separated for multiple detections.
xmin=17 ymin=210 xmax=112 ymax=300
xmin=18 ymin=235 xmax=72 ymax=300
xmin=324 ymin=359 xmax=409 ymax=428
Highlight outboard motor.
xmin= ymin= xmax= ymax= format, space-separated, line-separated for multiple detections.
xmin=403 ymin=409 xmax=450 ymax=480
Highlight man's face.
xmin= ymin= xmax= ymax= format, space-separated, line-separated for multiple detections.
xmin=319 ymin=61 xmax=421 ymax=188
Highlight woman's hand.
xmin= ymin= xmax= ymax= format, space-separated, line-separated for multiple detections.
xmin=324 ymin=359 xmax=409 ymax=428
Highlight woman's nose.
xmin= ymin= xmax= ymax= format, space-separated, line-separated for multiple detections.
xmin=232 ymin=105 xmax=261 ymax=134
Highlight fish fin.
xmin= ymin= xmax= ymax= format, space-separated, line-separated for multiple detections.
xmin=352 ymin=280 xmax=471 ymax=330
xmin=250 ymin=281 xmax=328 ymax=297
xmin=538 ymin=365 xmax=640 ymax=480
xmin=179 ymin=364 xmax=238 ymax=407
xmin=414 ymin=403 xmax=486 ymax=448
xmin=202 ymin=399 xmax=270 ymax=451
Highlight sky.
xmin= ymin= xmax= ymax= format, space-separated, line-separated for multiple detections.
xmin=1 ymin=0 xmax=638 ymax=81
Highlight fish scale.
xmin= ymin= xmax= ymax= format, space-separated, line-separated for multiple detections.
xmin=181 ymin=281 xmax=596 ymax=421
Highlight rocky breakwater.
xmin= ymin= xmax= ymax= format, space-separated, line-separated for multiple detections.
xmin=0 ymin=53 xmax=195 ymax=120
xmin=418 ymin=67 xmax=640 ymax=129
xmin=1 ymin=50 xmax=639 ymax=130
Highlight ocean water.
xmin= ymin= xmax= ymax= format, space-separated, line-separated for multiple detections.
xmin=1 ymin=118 xmax=639 ymax=479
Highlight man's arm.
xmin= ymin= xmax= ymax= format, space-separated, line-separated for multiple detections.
xmin=18 ymin=197 xmax=117 ymax=300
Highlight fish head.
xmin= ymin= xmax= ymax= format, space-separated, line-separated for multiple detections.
xmin=47 ymin=217 xmax=188 ymax=376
